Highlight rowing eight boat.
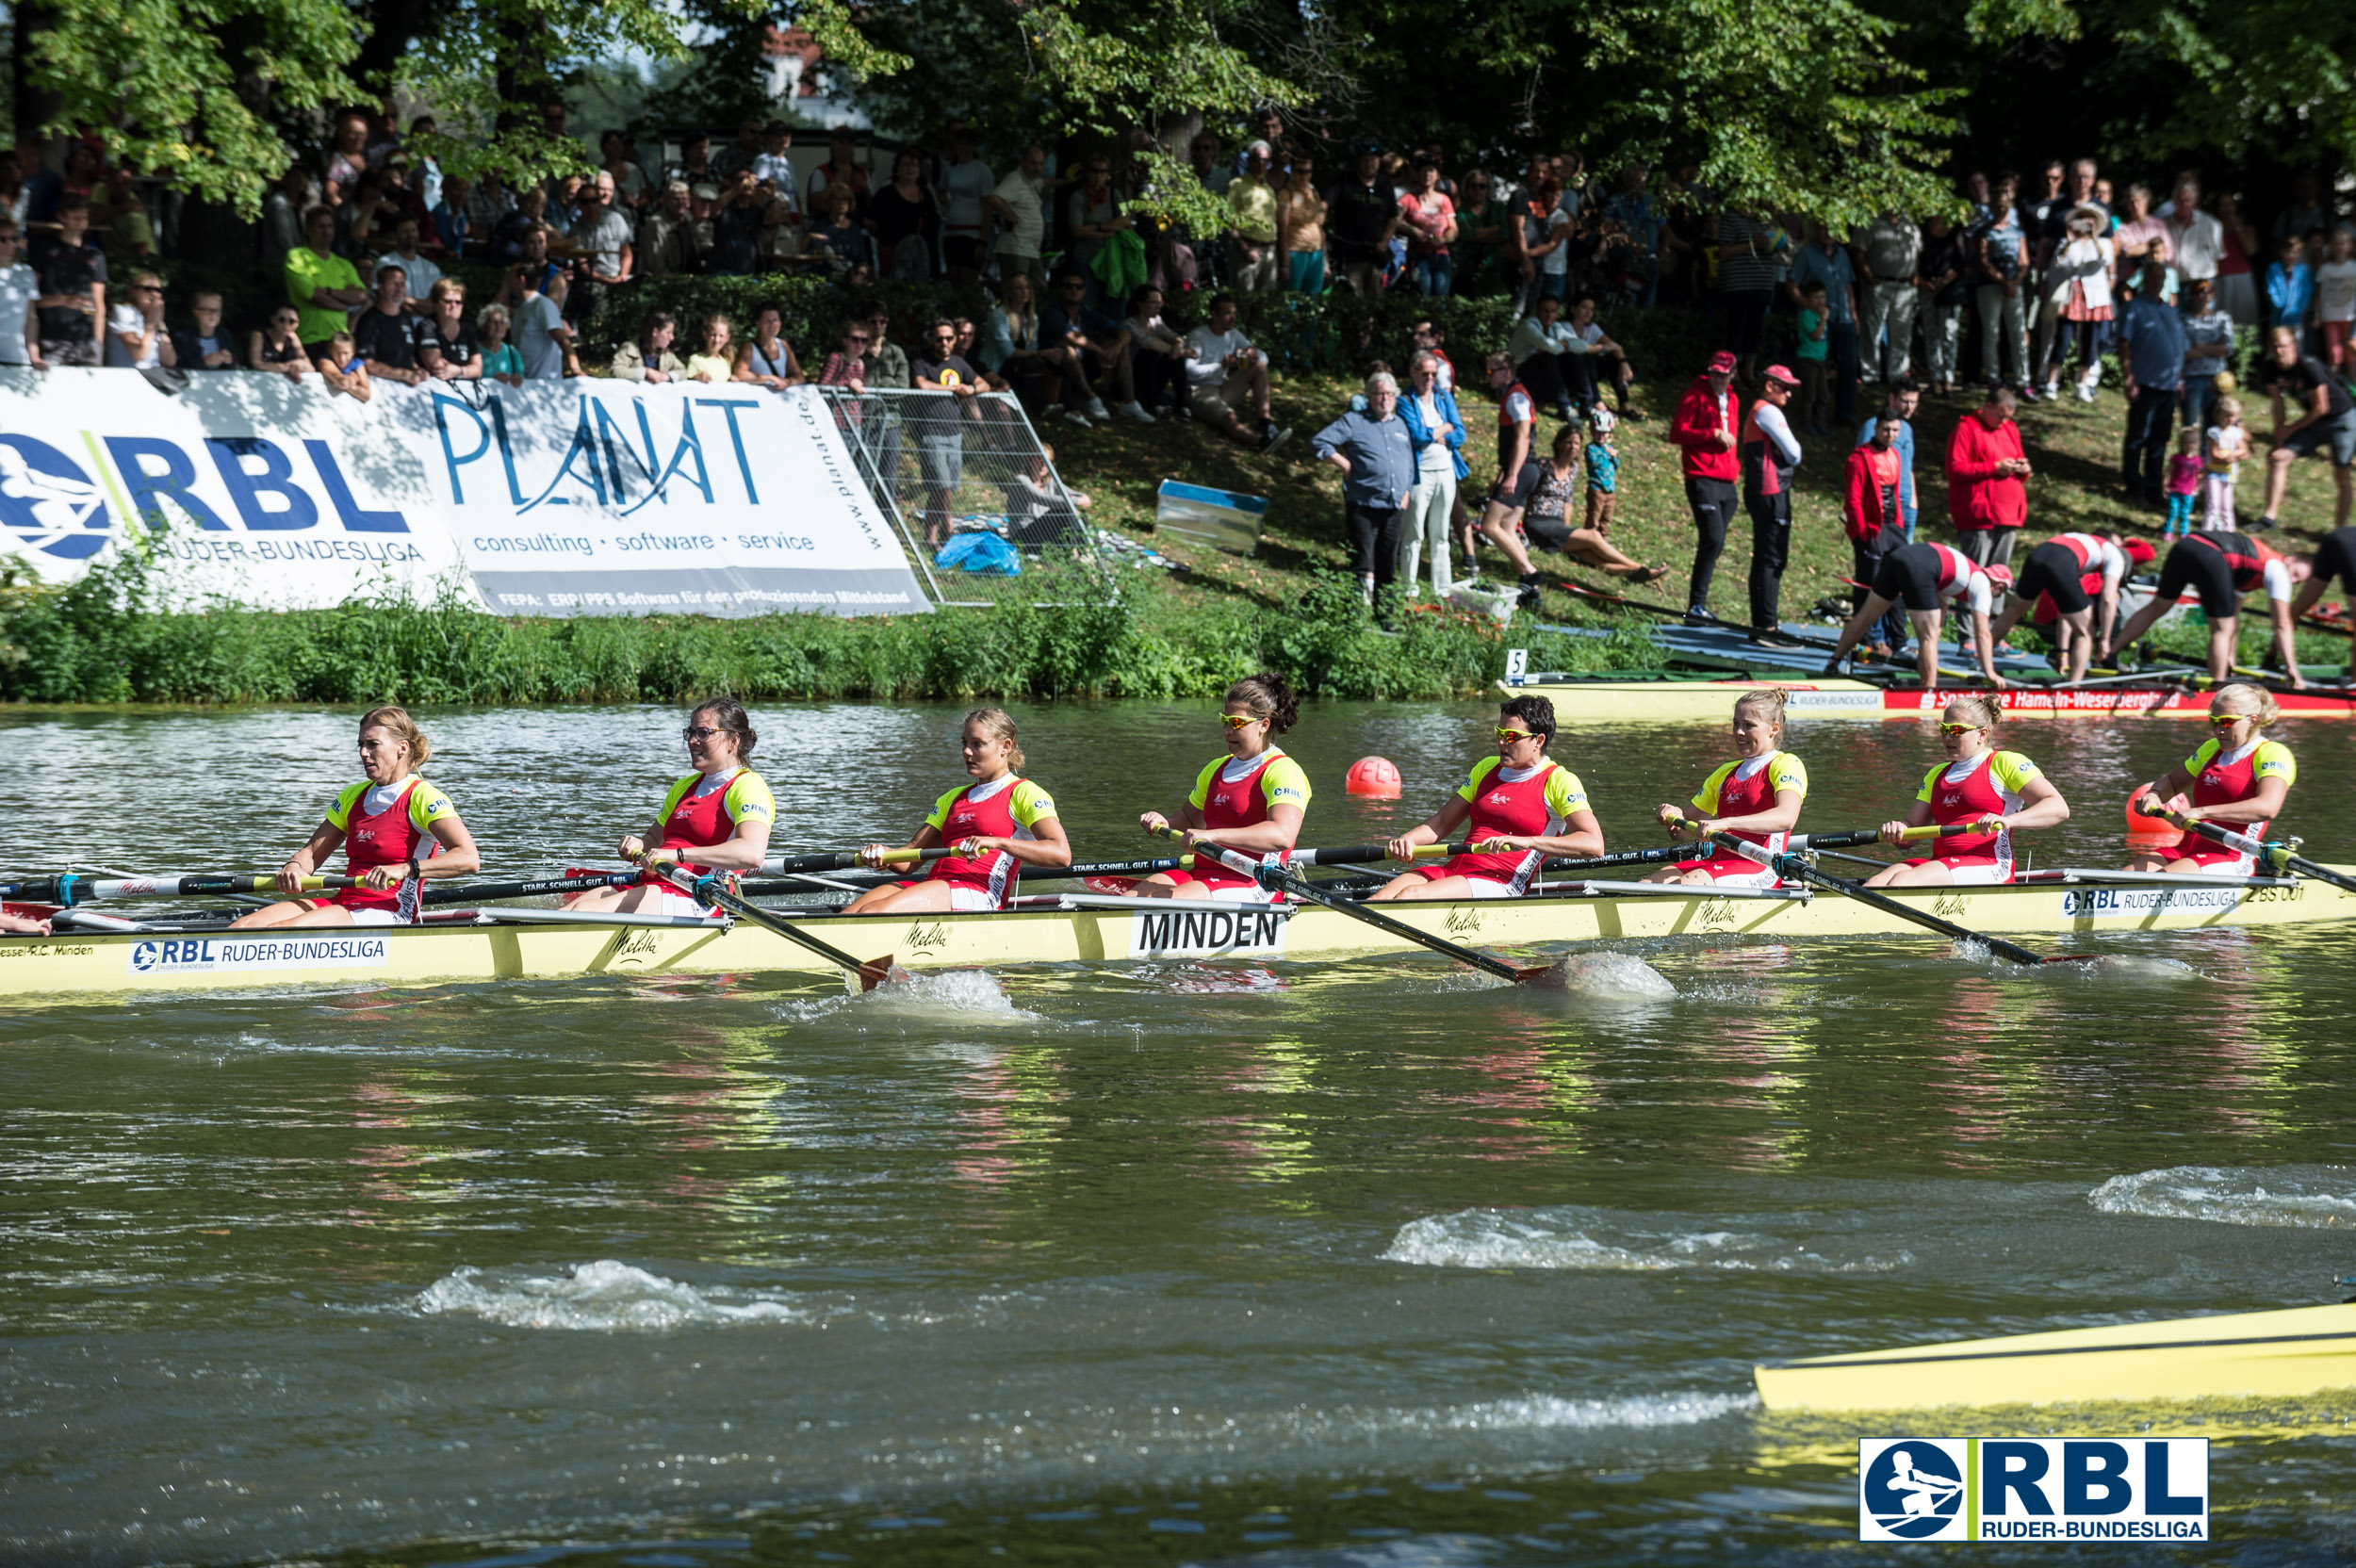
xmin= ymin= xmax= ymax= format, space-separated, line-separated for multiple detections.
xmin=1500 ymin=673 xmax=2356 ymax=725
xmin=7 ymin=864 xmax=2351 ymax=999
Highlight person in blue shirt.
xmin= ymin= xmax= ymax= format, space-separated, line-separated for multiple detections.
xmin=1786 ymin=220 xmax=1860 ymax=425
xmin=1313 ymin=372 xmax=1416 ymax=624
xmin=1397 ymin=350 xmax=1470 ymax=600
xmin=2119 ymin=261 xmax=2190 ymax=509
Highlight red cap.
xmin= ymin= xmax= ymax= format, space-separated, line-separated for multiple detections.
xmin=1761 ymin=363 xmax=1800 ymax=387
xmin=1984 ymin=563 xmax=2015 ymax=589
xmin=1706 ymin=351 xmax=1738 ymax=375
xmin=2121 ymin=537 xmax=2158 ymax=565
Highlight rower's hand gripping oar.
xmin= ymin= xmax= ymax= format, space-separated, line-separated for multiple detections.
xmin=637 ymin=856 xmax=899 ymax=992
xmin=1147 ymin=827 xmax=1554 ymax=985
xmin=1663 ymin=812 xmax=2093 ymax=968
xmin=2133 ymin=799 xmax=2356 ymax=896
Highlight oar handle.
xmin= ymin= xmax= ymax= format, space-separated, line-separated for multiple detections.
xmin=1 ymin=872 xmax=358 ymax=906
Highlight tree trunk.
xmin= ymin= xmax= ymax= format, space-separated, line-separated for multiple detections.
xmin=11 ymin=0 xmax=63 ymax=155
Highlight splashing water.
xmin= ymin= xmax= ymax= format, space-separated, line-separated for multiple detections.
xmin=415 ymin=1261 xmax=824 ymax=1331
xmin=1527 ymin=953 xmax=1677 ymax=1003
xmin=2089 ymin=1167 xmax=2356 ymax=1229
xmin=1383 ymin=1207 xmax=1910 ymax=1274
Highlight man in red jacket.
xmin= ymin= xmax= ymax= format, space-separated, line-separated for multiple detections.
xmin=1945 ymin=388 xmax=2033 ymax=569
xmin=1844 ymin=410 xmax=1910 ymax=659
xmin=1670 ymin=349 xmax=1742 ymax=620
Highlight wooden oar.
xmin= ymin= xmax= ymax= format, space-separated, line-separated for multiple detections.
xmin=0 ymin=872 xmax=356 ymax=906
xmin=1156 ymin=830 xmax=1554 ymax=984
xmin=2133 ymin=800 xmax=2356 ymax=896
xmin=641 ymin=858 xmax=897 ymax=991
xmin=1664 ymin=813 xmax=2087 ymax=967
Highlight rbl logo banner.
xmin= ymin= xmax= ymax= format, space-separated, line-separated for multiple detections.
xmin=1858 ymin=1438 xmax=2208 ymax=1542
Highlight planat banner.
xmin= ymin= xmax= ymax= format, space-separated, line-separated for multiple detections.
xmin=0 ymin=369 xmax=929 ymax=618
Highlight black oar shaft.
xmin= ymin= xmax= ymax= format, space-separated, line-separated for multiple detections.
xmin=648 ymin=861 xmax=892 ymax=990
xmin=1707 ymin=832 xmax=2051 ymax=966
xmin=2144 ymin=808 xmax=2356 ymax=897
xmin=1189 ymin=842 xmax=1540 ymax=984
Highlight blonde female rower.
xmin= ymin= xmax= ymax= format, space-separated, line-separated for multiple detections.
xmin=1132 ymin=673 xmax=1310 ymax=901
xmin=233 ymin=706 xmax=481 ymax=928
xmin=566 ymin=697 xmax=775 ymax=916
xmin=1370 ymin=694 xmax=1604 ymax=901
xmin=1864 ymin=694 xmax=2070 ymax=887
xmin=1645 ymin=687 xmax=1807 ymax=887
xmin=847 ymin=708 xmax=1072 ymax=913
xmin=2127 ymin=683 xmax=2295 ymax=875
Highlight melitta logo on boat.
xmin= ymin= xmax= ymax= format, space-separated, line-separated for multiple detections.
xmin=2060 ymin=886 xmax=2248 ymax=918
xmin=1858 ymin=1438 xmax=2208 ymax=1542
xmin=1127 ymin=906 xmax=1287 ymax=958
xmin=127 ymin=935 xmax=393 ymax=974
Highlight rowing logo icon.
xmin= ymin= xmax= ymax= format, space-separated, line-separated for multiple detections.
xmin=130 ymin=940 xmax=158 ymax=972
xmin=0 ymin=436 xmax=113 ymax=559
xmin=1860 ymin=1439 xmax=1966 ymax=1540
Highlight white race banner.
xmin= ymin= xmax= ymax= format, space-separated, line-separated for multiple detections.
xmin=0 ymin=369 xmax=930 ymax=618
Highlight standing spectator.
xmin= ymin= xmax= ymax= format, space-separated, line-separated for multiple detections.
xmin=0 ymin=220 xmax=39 ymax=368
xmin=1182 ymin=295 xmax=1283 ymax=449
xmin=2165 ymin=175 xmax=2223 ymax=298
xmin=1714 ymin=206 xmax=1781 ymax=382
xmin=713 ymin=117 xmax=764 ymax=182
xmin=1972 ymin=176 xmax=2033 ymax=395
xmin=2253 ymin=325 xmax=2355 ymax=533
xmin=102 ymin=272 xmax=174 ymax=369
xmin=1311 ymin=371 xmax=1416 ymax=617
xmin=637 ymin=182 xmax=704 ymax=278
xmin=937 ymin=126 xmax=994 ymax=286
xmin=1277 ymin=151 xmax=1328 ymax=295
xmin=2119 ymin=261 xmax=2189 ymax=508
xmin=1792 ymin=281 xmax=1832 ymax=434
xmin=2023 ymin=160 xmax=2072 ymax=373
xmin=1516 ymin=170 xmax=1573 ymax=316
xmin=2111 ymin=184 xmax=2173 ymax=301
xmin=352 ymin=266 xmax=423 ymax=385
xmin=1786 ymin=220 xmax=1860 ymax=423
xmin=1854 ymin=377 xmax=1923 ymax=543
xmin=2037 ymin=203 xmax=2116 ymax=402
xmin=2203 ymin=397 xmax=2249 ymax=531
xmin=709 ymin=169 xmax=778 ymax=275
xmin=1226 ymin=142 xmax=1283 ymax=292
xmin=2214 ymin=192 xmax=2262 ymax=324
xmin=476 ymin=303 xmax=523 ymax=385
xmin=34 ymin=197 xmax=107 ymax=366
xmin=2180 ymin=276 xmax=2234 ymax=431
xmin=1235 ymin=107 xmax=1288 ymax=180
xmin=1326 ymin=143 xmax=1401 ymax=295
xmin=2264 ymin=235 xmax=2313 ymax=337
xmin=1065 ymin=156 xmax=1129 ymax=292
xmin=1916 ymin=214 xmax=1970 ymax=396
xmin=806 ymin=183 xmax=872 ymax=276
xmin=323 ymin=111 xmax=371 ymax=204
xmin=911 ymin=319 xmax=982 ymax=547
xmin=667 ymin=132 xmax=717 ymax=194
xmin=1455 ymin=170 xmax=1512 ymax=296
xmin=1509 ymin=293 xmax=1585 ymax=424
xmin=565 ymin=172 xmax=633 ymax=321
xmin=2271 ymin=172 xmax=2328 ymax=247
xmin=1486 ymin=350 xmax=1536 ymax=516
xmin=1189 ymin=132 xmax=1235 ymax=198
xmin=511 ymin=264 xmax=574 ymax=380
xmin=172 ymin=290 xmax=235 ymax=371
xmin=858 ymin=302 xmax=909 ymax=487
xmin=1857 ymin=210 xmax=1922 ymax=384
xmin=1398 ymin=158 xmax=1457 ymax=298
xmin=806 ymin=129 xmax=871 ymax=219
xmin=1844 ymin=411 xmax=1912 ymax=660
xmin=414 ymin=278 xmax=481 ymax=381
xmin=1042 ymin=271 xmax=1151 ymax=422
xmin=248 ymin=304 xmax=310 ymax=380
xmin=2315 ymin=228 xmax=2356 ymax=371
xmin=431 ymin=175 xmax=473 ymax=260
xmin=1605 ymin=162 xmax=1665 ymax=307
xmin=285 ymin=204 xmax=365 ymax=356
xmin=611 ymin=309 xmax=682 ymax=384
xmin=1670 ymin=350 xmax=1743 ymax=621
xmin=1740 ymin=364 xmax=1803 ymax=634
xmin=1946 ymin=388 xmax=2032 ymax=568
xmin=371 ymin=216 xmax=441 ymax=313
xmin=985 ymin=144 xmax=1050 ymax=298
xmin=749 ymin=122 xmax=795 ymax=192
xmin=261 ymin=166 xmax=310 ymax=281
xmin=1397 ymin=351 xmax=1468 ymax=600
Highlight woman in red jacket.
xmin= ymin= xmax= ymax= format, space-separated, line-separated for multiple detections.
xmin=1944 ymin=389 xmax=2033 ymax=569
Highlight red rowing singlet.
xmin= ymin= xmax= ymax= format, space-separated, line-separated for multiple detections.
xmin=1423 ymin=756 xmax=1590 ymax=894
xmin=921 ymin=776 xmax=1058 ymax=908
xmin=1912 ymin=750 xmax=2042 ymax=876
xmin=2167 ymin=737 xmax=2296 ymax=861
xmin=1171 ymin=748 xmax=1313 ymax=893
xmin=324 ymin=777 xmax=451 ymax=913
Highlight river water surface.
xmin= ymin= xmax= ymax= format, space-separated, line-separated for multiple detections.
xmin=6 ymin=701 xmax=2356 ymax=1567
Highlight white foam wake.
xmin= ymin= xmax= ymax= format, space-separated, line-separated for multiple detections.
xmin=416 ymin=1260 xmax=819 ymax=1331
xmin=1432 ymin=1389 xmax=1758 ymax=1431
xmin=1527 ymin=952 xmax=1677 ymax=1003
xmin=2089 ymin=1166 xmax=2356 ymax=1229
xmin=1383 ymin=1207 xmax=1910 ymax=1273
xmin=780 ymin=967 xmax=1042 ymax=1025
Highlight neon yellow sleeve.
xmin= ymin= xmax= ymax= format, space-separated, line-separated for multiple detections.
xmin=323 ymin=781 xmax=368 ymax=831
xmin=1545 ymin=767 xmax=1590 ymax=818
xmin=2180 ymin=739 xmax=2220 ymax=778
xmin=1690 ymin=760 xmax=1738 ymax=816
xmin=406 ymin=777 xmax=458 ymax=830
xmin=1988 ymin=751 xmax=2043 ymax=794
xmin=923 ymin=785 xmax=967 ymax=832
xmin=1914 ymin=761 xmax=1944 ymax=805
xmin=722 ymin=770 xmax=776 ymax=823
xmin=1185 ymin=756 xmax=1226 ymax=811
xmin=1260 ymin=755 xmax=1311 ymax=809
xmin=2253 ymin=741 xmax=2297 ymax=784
xmin=1768 ymin=751 xmax=1808 ymax=798
xmin=1456 ymin=754 xmax=1504 ymax=803
xmin=657 ymin=774 xmax=699 ymax=824
xmin=1009 ymin=778 xmax=1057 ymax=828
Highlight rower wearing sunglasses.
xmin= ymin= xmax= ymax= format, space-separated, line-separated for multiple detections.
xmin=1130 ymin=674 xmax=1311 ymax=901
xmin=564 ymin=697 xmax=775 ymax=916
xmin=1862 ymin=694 xmax=2070 ymax=888
xmin=1369 ymin=695 xmax=1604 ymax=901
xmin=2126 ymin=683 xmax=2296 ymax=876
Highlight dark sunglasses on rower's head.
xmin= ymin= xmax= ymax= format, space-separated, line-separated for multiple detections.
xmin=1937 ymin=721 xmax=1988 ymax=735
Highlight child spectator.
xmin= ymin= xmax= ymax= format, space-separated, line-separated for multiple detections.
xmin=2316 ymin=228 xmax=2356 ymax=371
xmin=2202 ymin=395 xmax=2248 ymax=532
xmin=1584 ymin=404 xmax=1619 ymax=538
xmin=314 ymin=329 xmax=371 ymax=401
xmin=175 ymin=289 xmax=237 ymax=370
xmin=2165 ymin=428 xmax=2203 ymax=537
xmin=2265 ymin=235 xmax=2313 ymax=340
xmin=1794 ymin=282 xmax=1831 ymax=434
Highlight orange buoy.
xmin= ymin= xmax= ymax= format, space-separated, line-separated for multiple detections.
xmin=1345 ymin=756 xmax=1402 ymax=798
xmin=2125 ymin=790 xmax=2187 ymax=840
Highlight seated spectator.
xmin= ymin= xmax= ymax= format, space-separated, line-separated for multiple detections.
xmin=804 ymin=182 xmax=871 ymax=276
xmin=1003 ymin=442 xmax=1091 ymax=546
xmin=372 ymin=217 xmax=441 ymax=313
xmin=637 ymin=181 xmax=704 ymax=278
xmin=735 ymin=304 xmax=802 ymax=389
xmin=248 ymin=305 xmax=310 ymax=380
xmin=477 ymin=302 xmax=523 ymax=385
xmin=286 ymin=204 xmax=366 ymax=356
xmin=1559 ymin=293 xmax=1636 ymax=417
xmin=314 ymin=329 xmax=371 ymax=401
xmin=611 ymin=308 xmax=683 ymax=384
xmin=489 ymin=185 xmax=550 ymax=264
xmin=982 ymin=272 xmax=1090 ymax=422
xmin=1183 ymin=294 xmax=1285 ymax=451
xmin=683 ymin=312 xmax=735 ymax=384
xmin=415 ymin=277 xmax=481 ymax=381
xmin=353 ymin=266 xmax=423 ymax=384
xmin=1042 ymin=270 xmax=1151 ymax=423
xmin=1508 ymin=293 xmax=1587 ymax=423
xmin=1124 ymin=285 xmax=1189 ymax=415
xmin=103 ymin=271 xmax=174 ymax=368
xmin=174 ymin=289 xmax=237 ymax=370
xmin=34 ymin=195 xmax=107 ymax=366
xmin=340 ymin=169 xmax=399 ymax=256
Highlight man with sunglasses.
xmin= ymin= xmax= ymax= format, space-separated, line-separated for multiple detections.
xmin=912 ymin=318 xmax=983 ymax=547
xmin=1367 ymin=695 xmax=1604 ymax=902
xmin=1041 ymin=271 xmax=1152 ymax=423
xmin=2102 ymin=530 xmax=2306 ymax=687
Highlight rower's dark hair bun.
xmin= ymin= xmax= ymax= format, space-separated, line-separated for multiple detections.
xmin=1227 ymin=672 xmax=1301 ymax=735
xmin=691 ymin=696 xmax=758 ymax=761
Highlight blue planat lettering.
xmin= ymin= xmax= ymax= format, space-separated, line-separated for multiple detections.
xmin=432 ymin=393 xmax=493 ymax=503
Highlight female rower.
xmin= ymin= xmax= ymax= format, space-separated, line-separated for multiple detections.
xmin=1644 ymin=687 xmax=1807 ymax=887
xmin=232 ymin=707 xmax=481 ymax=928
xmin=565 ymin=698 xmax=775 ymax=915
xmin=1132 ymin=673 xmax=1310 ymax=900
xmin=845 ymin=708 xmax=1071 ymax=913
xmin=2127 ymin=683 xmax=2295 ymax=875
xmin=1863 ymin=694 xmax=2070 ymax=887
xmin=1369 ymin=694 xmax=1603 ymax=901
